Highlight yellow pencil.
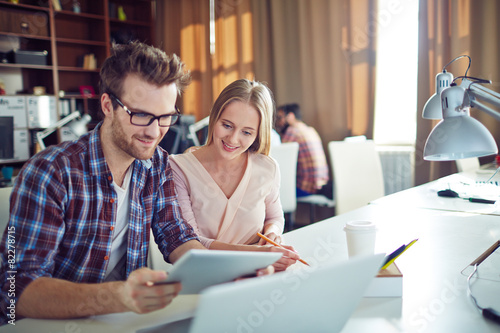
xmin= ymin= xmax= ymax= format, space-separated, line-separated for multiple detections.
xmin=257 ymin=232 xmax=310 ymax=266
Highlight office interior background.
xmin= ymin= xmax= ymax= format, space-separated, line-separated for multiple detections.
xmin=158 ymin=0 xmax=500 ymax=188
xmin=1 ymin=0 xmax=500 ymax=190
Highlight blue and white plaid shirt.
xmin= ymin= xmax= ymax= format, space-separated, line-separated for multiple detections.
xmin=0 ymin=123 xmax=198 ymax=324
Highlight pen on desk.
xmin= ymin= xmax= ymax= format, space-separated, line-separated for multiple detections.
xmin=381 ymin=239 xmax=418 ymax=270
xmin=256 ymin=232 xmax=310 ymax=266
xmin=466 ymin=198 xmax=496 ymax=204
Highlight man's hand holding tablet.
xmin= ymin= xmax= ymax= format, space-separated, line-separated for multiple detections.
xmin=155 ymin=250 xmax=282 ymax=294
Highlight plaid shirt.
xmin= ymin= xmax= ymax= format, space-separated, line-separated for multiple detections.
xmin=0 ymin=123 xmax=198 ymax=324
xmin=282 ymin=122 xmax=329 ymax=193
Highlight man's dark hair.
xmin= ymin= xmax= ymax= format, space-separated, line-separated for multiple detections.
xmin=278 ymin=103 xmax=302 ymax=120
xmin=98 ymin=41 xmax=191 ymax=119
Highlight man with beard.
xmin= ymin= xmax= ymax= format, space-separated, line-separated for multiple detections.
xmin=0 ymin=42 xmax=208 ymax=324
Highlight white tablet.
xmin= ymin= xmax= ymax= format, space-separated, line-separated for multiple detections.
xmin=157 ymin=249 xmax=282 ymax=294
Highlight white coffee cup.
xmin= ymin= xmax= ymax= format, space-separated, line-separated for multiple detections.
xmin=344 ymin=220 xmax=377 ymax=258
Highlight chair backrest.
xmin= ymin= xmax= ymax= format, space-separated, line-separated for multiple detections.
xmin=343 ymin=135 xmax=367 ymax=142
xmin=0 ymin=187 xmax=11 ymax=231
xmin=270 ymin=142 xmax=299 ymax=213
xmin=0 ymin=187 xmax=12 ymax=264
xmin=148 ymin=229 xmax=174 ymax=272
xmin=188 ymin=117 xmax=210 ymax=147
xmin=456 ymin=157 xmax=480 ymax=172
xmin=328 ymin=140 xmax=385 ymax=215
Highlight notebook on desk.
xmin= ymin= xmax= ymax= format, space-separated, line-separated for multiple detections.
xmin=141 ymin=253 xmax=385 ymax=333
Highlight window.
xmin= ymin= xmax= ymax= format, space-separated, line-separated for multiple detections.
xmin=373 ymin=0 xmax=419 ymax=145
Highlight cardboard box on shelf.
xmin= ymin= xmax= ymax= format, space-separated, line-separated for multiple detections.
xmin=7 ymin=49 xmax=48 ymax=66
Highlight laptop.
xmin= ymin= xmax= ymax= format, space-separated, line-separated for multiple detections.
xmin=141 ymin=253 xmax=385 ymax=333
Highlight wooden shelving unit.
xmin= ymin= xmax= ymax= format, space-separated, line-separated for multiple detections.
xmin=0 ymin=0 xmax=156 ymax=120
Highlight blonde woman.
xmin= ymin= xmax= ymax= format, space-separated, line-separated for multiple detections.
xmin=170 ymin=79 xmax=299 ymax=271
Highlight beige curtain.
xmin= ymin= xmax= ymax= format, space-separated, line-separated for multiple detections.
xmin=252 ymin=0 xmax=377 ymax=144
xmin=416 ymin=0 xmax=500 ymax=185
xmin=212 ymin=0 xmax=255 ymax=98
xmin=157 ymin=0 xmax=212 ymax=119
xmin=157 ymin=0 xmax=254 ymax=120
xmin=158 ymin=0 xmax=376 ymax=143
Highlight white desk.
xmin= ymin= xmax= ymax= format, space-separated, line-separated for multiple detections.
xmin=283 ymin=204 xmax=500 ymax=333
xmin=3 ymin=193 xmax=500 ymax=332
xmin=371 ymin=171 xmax=500 ymax=215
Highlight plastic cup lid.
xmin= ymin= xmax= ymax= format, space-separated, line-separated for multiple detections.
xmin=344 ymin=220 xmax=377 ymax=232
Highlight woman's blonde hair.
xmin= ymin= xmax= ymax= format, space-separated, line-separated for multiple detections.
xmin=205 ymin=79 xmax=275 ymax=155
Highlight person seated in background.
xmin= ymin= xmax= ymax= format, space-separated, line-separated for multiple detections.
xmin=0 ymin=41 xmax=210 ymax=325
xmin=170 ymin=79 xmax=300 ymax=271
xmin=276 ymin=103 xmax=331 ymax=199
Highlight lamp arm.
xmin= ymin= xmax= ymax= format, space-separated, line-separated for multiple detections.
xmin=460 ymin=79 xmax=500 ymax=122
xmin=36 ymin=111 xmax=81 ymax=150
xmin=469 ymin=99 xmax=500 ymax=122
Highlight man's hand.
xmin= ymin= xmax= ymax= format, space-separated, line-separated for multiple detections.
xmin=256 ymin=264 xmax=275 ymax=277
xmin=120 ymin=267 xmax=182 ymax=314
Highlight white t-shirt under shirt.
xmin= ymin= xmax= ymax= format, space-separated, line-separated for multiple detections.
xmin=104 ymin=167 xmax=132 ymax=281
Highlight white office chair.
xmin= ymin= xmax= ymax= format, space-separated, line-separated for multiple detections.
xmin=270 ymin=142 xmax=299 ymax=231
xmin=0 ymin=187 xmax=12 ymax=264
xmin=343 ymin=135 xmax=367 ymax=142
xmin=329 ymin=140 xmax=385 ymax=215
xmin=296 ymin=136 xmax=372 ymax=223
xmin=0 ymin=187 xmax=11 ymax=229
xmin=148 ymin=229 xmax=173 ymax=272
xmin=296 ymin=183 xmax=335 ymax=224
xmin=188 ymin=116 xmax=210 ymax=147
xmin=456 ymin=157 xmax=480 ymax=172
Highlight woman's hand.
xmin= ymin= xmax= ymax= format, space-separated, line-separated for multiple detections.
xmin=258 ymin=232 xmax=282 ymax=245
xmin=257 ymin=232 xmax=299 ymax=271
xmin=268 ymin=244 xmax=300 ymax=271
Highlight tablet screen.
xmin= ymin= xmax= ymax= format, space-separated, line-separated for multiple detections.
xmin=157 ymin=249 xmax=282 ymax=294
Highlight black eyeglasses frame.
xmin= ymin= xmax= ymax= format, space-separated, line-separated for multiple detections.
xmin=108 ymin=93 xmax=180 ymax=128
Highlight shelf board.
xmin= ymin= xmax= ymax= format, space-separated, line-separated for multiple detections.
xmin=0 ymin=1 xmax=50 ymax=12
xmin=55 ymin=38 xmax=107 ymax=47
xmin=53 ymin=10 xmax=105 ymax=21
xmin=109 ymin=0 xmax=155 ymax=3
xmin=0 ymin=63 xmax=52 ymax=70
xmin=57 ymin=66 xmax=100 ymax=72
xmin=109 ymin=18 xmax=152 ymax=27
xmin=60 ymin=93 xmax=99 ymax=100
xmin=0 ymin=32 xmax=51 ymax=41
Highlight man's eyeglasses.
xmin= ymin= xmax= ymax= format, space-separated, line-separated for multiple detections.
xmin=109 ymin=94 xmax=180 ymax=127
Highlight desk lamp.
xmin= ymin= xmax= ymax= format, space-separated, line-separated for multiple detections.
xmin=423 ymin=60 xmax=500 ymax=324
xmin=36 ymin=111 xmax=91 ymax=151
xmin=423 ymin=55 xmax=500 ymax=161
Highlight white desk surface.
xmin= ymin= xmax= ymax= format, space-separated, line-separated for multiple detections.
xmin=1 ymin=295 xmax=199 ymax=333
xmin=371 ymin=171 xmax=500 ymax=215
xmin=3 ymin=197 xmax=500 ymax=332
xmin=284 ymin=204 xmax=500 ymax=333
